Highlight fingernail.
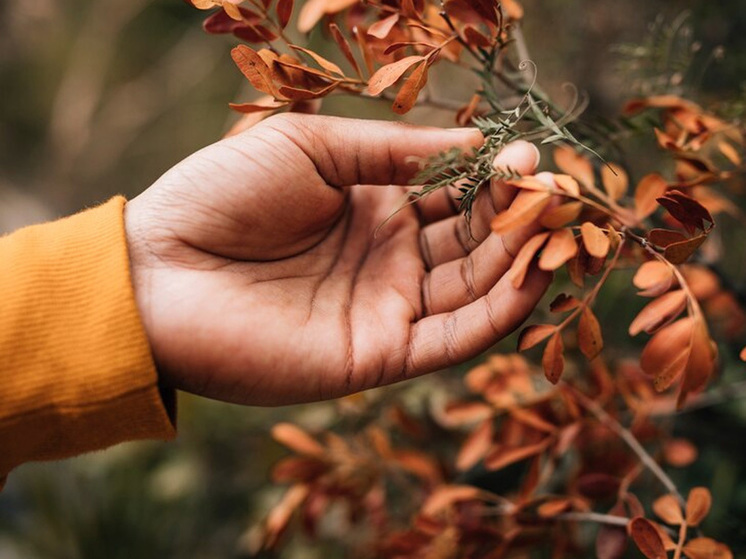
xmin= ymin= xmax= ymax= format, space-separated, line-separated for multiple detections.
xmin=496 ymin=140 xmax=541 ymax=168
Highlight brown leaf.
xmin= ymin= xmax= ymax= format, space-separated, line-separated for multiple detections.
xmin=367 ymin=55 xmax=425 ymax=95
xmin=635 ymin=174 xmax=669 ymax=219
xmin=649 ymin=228 xmax=688 ymax=248
xmin=422 ymin=485 xmax=481 ymax=517
xmin=329 ymin=22 xmax=362 ymax=78
xmin=296 ymin=0 xmax=357 ymax=33
xmin=229 ymin=100 xmax=288 ymax=113
xmin=277 ymin=82 xmax=338 ymax=101
xmin=679 ymin=320 xmax=716 ymax=404
xmin=517 ymin=324 xmax=556 ymax=352
xmin=578 ymin=307 xmax=604 ymax=360
xmin=492 ymin=190 xmax=552 ymax=234
xmin=683 ymin=538 xmax=733 ymax=559
xmin=640 ymin=318 xmax=694 ymax=392
xmin=685 ymin=487 xmax=712 ymax=526
xmin=633 ymin=261 xmax=675 ymax=298
xmin=509 ymin=232 xmax=550 ymax=289
xmin=542 ymin=332 xmax=565 ymax=384
xmin=271 ymin=423 xmax=325 ymax=456
xmin=664 ymin=235 xmax=707 ymax=265
xmin=718 ymin=140 xmax=742 ymax=166
xmin=368 ymin=13 xmax=399 ymax=39
xmin=276 ymin=0 xmax=293 ymax=28
xmin=663 ymin=438 xmax=698 ymax=468
xmin=539 ymin=201 xmax=583 ymax=229
xmin=393 ymin=60 xmax=429 ymax=114
xmin=550 ymin=293 xmax=581 ymax=313
xmin=628 ymin=290 xmax=688 ymax=336
xmin=484 ymin=439 xmax=549 ymax=471
xmin=231 ymin=45 xmax=281 ymax=98
xmin=601 ymin=163 xmax=629 ymax=201
xmin=272 ymin=456 xmax=326 ymax=483
xmin=289 ymin=45 xmax=344 ymax=76
xmin=264 ymin=485 xmax=309 ymax=548
xmin=554 ymin=145 xmax=594 ymax=187
xmin=629 ymin=517 xmax=667 ymax=559
xmin=652 ymin=494 xmax=684 ymax=525
xmin=456 ymin=418 xmax=493 ymax=471
xmin=581 ymin=222 xmax=610 ymax=258
xmin=539 ymin=228 xmax=578 ymax=271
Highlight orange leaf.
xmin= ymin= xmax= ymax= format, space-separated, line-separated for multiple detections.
xmin=229 ymin=100 xmax=288 ymax=113
xmin=271 ymin=423 xmax=325 ymax=456
xmin=502 ymin=0 xmax=524 ymax=20
xmin=393 ymin=60 xmax=429 ymax=114
xmin=367 ymin=55 xmax=425 ymax=95
xmin=550 ymin=293 xmax=581 ymax=313
xmin=740 ymin=346 xmax=746 ymax=361
xmin=276 ymin=0 xmax=293 ymax=28
xmin=538 ymin=498 xmax=572 ymax=518
xmin=539 ymin=228 xmax=578 ymax=271
xmin=264 ymin=485 xmax=309 ymax=548
xmin=640 ymin=318 xmax=694 ymax=392
xmin=484 ymin=440 xmax=549 ymax=471
xmin=678 ymin=320 xmax=716 ymax=404
xmin=329 ymin=22 xmax=362 ymax=78
xmin=509 ymin=232 xmax=550 ymax=289
xmin=578 ymin=307 xmax=603 ymax=360
xmin=663 ymin=438 xmax=698 ymax=468
xmin=635 ymin=174 xmax=669 ymax=219
xmin=628 ymin=290 xmax=688 ymax=336
xmin=231 ymin=45 xmax=281 ymax=98
xmin=652 ymin=494 xmax=684 ymax=525
xmin=492 ymin=190 xmax=552 ymax=234
xmin=633 ymin=261 xmax=675 ymax=298
xmin=289 ymin=45 xmax=344 ymax=76
xmin=368 ymin=13 xmax=400 ymax=39
xmin=554 ymin=145 xmax=594 ymax=187
xmin=683 ymin=538 xmax=733 ymax=559
xmin=554 ymin=174 xmax=581 ymax=196
xmin=685 ymin=487 xmax=712 ymax=526
xmin=629 ymin=517 xmax=667 ymax=559
xmin=296 ymin=0 xmax=356 ymax=33
xmin=581 ymin=222 xmax=610 ymax=258
xmin=601 ymin=163 xmax=628 ymax=201
xmin=542 ymin=332 xmax=565 ymax=384
xmin=456 ymin=418 xmax=493 ymax=471
xmin=539 ymin=201 xmax=583 ymax=229
xmin=517 ymin=324 xmax=556 ymax=351
xmin=718 ymin=140 xmax=742 ymax=166
xmin=422 ymin=485 xmax=481 ymax=517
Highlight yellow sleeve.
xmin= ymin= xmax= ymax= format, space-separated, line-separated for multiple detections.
xmin=0 ymin=197 xmax=176 ymax=490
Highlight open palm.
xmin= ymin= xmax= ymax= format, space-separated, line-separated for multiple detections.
xmin=125 ymin=114 xmax=549 ymax=405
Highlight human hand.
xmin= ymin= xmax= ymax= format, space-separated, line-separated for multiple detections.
xmin=124 ymin=114 xmax=550 ymax=405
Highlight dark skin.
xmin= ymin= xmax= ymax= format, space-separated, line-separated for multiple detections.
xmin=124 ymin=114 xmax=551 ymax=406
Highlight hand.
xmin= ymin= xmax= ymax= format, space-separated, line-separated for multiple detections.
xmin=124 ymin=114 xmax=550 ymax=405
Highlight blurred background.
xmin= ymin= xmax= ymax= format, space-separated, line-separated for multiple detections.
xmin=1 ymin=0 xmax=745 ymax=557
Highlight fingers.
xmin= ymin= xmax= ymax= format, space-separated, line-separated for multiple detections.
xmin=402 ymin=264 xmax=551 ymax=379
xmin=253 ymin=113 xmax=485 ymax=188
xmin=418 ymin=141 xmax=540 ymax=267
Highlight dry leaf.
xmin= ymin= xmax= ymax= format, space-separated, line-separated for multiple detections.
xmin=685 ymin=487 xmax=712 ymax=526
xmin=492 ymin=191 xmax=552 ymax=234
xmin=649 ymin=228 xmax=688 ymax=248
xmin=456 ymin=418 xmax=493 ymax=471
xmin=539 ymin=228 xmax=578 ymax=271
xmin=550 ymin=293 xmax=581 ymax=313
xmin=276 ymin=0 xmax=294 ymax=28
xmin=368 ymin=13 xmax=400 ymax=39
xmin=393 ymin=59 xmax=429 ymax=114
xmin=367 ymin=55 xmax=425 ymax=95
xmin=542 ymin=332 xmax=565 ymax=384
xmin=663 ymin=438 xmax=698 ymax=467
xmin=421 ymin=485 xmax=481 ymax=517
xmin=581 ymin=222 xmax=610 ymax=259
xmin=578 ymin=307 xmax=603 ymax=360
xmin=601 ymin=163 xmax=628 ymax=201
xmin=509 ymin=232 xmax=550 ymax=289
xmin=517 ymin=324 xmax=556 ymax=351
xmin=554 ymin=145 xmax=594 ymax=187
xmin=633 ymin=261 xmax=675 ymax=298
xmin=628 ymin=290 xmax=688 ymax=336
xmin=683 ymin=538 xmax=733 ymax=559
xmin=629 ymin=517 xmax=667 ymax=559
xmin=484 ymin=439 xmax=549 ymax=470
xmin=272 ymin=423 xmax=325 ymax=456
xmin=652 ymin=494 xmax=684 ymax=525
xmin=640 ymin=318 xmax=694 ymax=392
xmin=635 ymin=174 xmax=669 ymax=219
xmin=539 ymin=201 xmax=583 ymax=229
xmin=664 ymin=234 xmax=707 ymax=265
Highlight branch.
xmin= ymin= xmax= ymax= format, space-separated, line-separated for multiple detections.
xmin=567 ymin=385 xmax=686 ymax=507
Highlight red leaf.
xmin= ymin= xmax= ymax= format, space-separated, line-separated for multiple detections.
xmin=629 ymin=517 xmax=667 ymax=559
xmin=276 ymin=0 xmax=293 ymax=28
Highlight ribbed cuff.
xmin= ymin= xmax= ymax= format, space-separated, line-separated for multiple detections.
xmin=0 ymin=197 xmax=175 ymax=483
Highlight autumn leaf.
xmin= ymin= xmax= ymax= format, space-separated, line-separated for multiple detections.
xmin=652 ymin=494 xmax=684 ymax=525
xmin=635 ymin=174 xmax=669 ymax=219
xmin=629 ymin=517 xmax=667 ymax=559
xmin=517 ymin=324 xmax=556 ymax=351
xmin=289 ymin=45 xmax=344 ymax=76
xmin=276 ymin=0 xmax=294 ymax=28
xmin=509 ymin=232 xmax=550 ymax=289
xmin=329 ymin=23 xmax=362 ymax=78
xmin=682 ymin=538 xmax=733 ymax=559
xmin=550 ymin=293 xmax=581 ymax=313
xmin=664 ymin=234 xmax=707 ymax=265
xmin=537 ymin=498 xmax=572 ymax=518
xmin=232 ymin=45 xmax=282 ymax=98
xmin=492 ymin=190 xmax=552 ymax=234
xmin=648 ymin=228 xmax=688 ymax=248
xmin=539 ymin=201 xmax=583 ymax=229
xmin=484 ymin=439 xmax=549 ymax=471
xmin=578 ymin=307 xmax=603 ymax=360
xmin=368 ymin=13 xmax=400 ymax=39
xmin=367 ymin=55 xmax=425 ymax=95
xmin=542 ymin=332 xmax=565 ymax=384
xmin=601 ymin=163 xmax=628 ymax=201
xmin=628 ymin=290 xmax=688 ymax=336
xmin=421 ymin=485 xmax=481 ymax=517
xmin=640 ymin=318 xmax=694 ymax=392
xmin=633 ymin=261 xmax=675 ymax=298
xmin=554 ymin=145 xmax=594 ymax=187
xmin=271 ymin=423 xmax=325 ymax=456
xmin=685 ymin=487 xmax=712 ymax=526
xmin=456 ymin=418 xmax=493 ymax=471
xmin=393 ymin=59 xmax=429 ymax=114
xmin=580 ymin=222 xmax=610 ymax=259
xmin=663 ymin=438 xmax=698 ymax=467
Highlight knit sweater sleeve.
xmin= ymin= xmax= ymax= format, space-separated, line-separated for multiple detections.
xmin=0 ymin=197 xmax=176 ymax=490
